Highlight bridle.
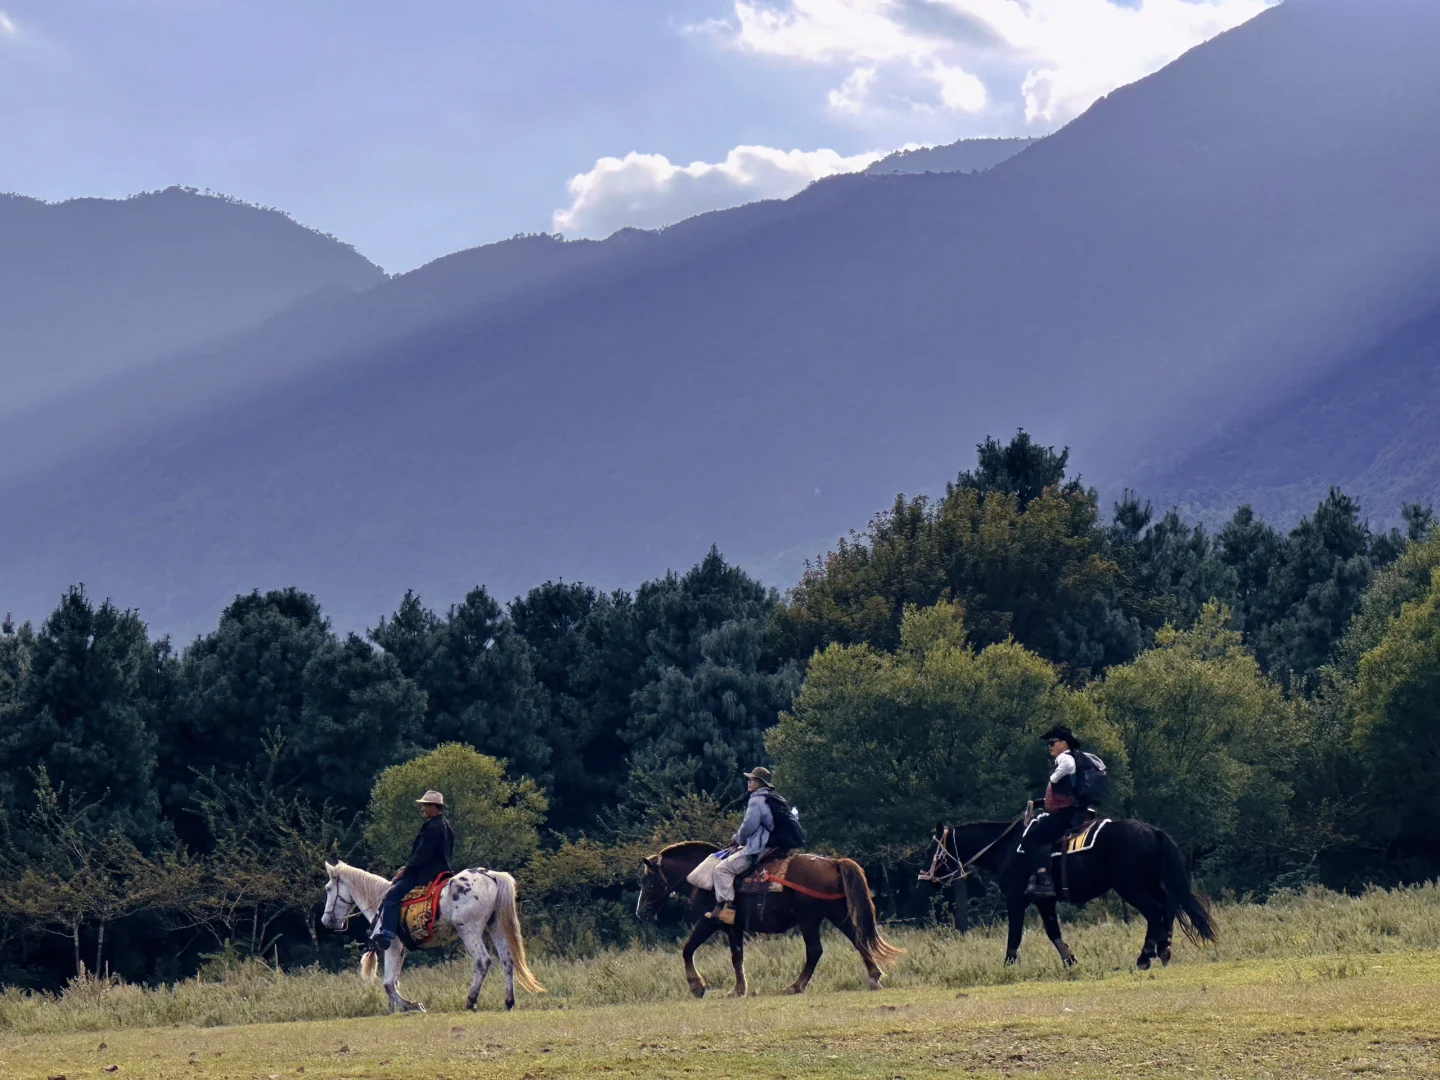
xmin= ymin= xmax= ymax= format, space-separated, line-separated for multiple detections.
xmin=323 ymin=875 xmax=363 ymax=931
xmin=919 ymin=817 xmax=1024 ymax=887
xmin=638 ymin=859 xmax=675 ymax=917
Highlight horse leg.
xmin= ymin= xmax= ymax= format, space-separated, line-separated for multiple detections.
xmin=681 ymin=917 xmax=722 ymax=999
xmin=725 ymin=926 xmax=747 ymax=998
xmin=786 ymin=918 xmax=823 ymax=995
xmin=457 ymin=923 xmax=493 ymax=1011
xmin=1036 ymin=899 xmax=1076 ymax=968
xmin=383 ymin=942 xmax=420 ymax=1013
xmin=1004 ymin=899 xmax=1027 ymax=965
xmin=832 ymin=913 xmax=884 ymax=990
xmin=489 ymin=923 xmax=518 ymax=1010
xmin=1122 ymin=891 xmax=1167 ymax=971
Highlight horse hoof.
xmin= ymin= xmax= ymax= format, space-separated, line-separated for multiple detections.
xmin=725 ymin=988 xmax=746 ymax=999
xmin=466 ymin=999 xmax=477 ymax=1012
xmin=1136 ymin=956 xmax=1151 ymax=971
xmin=1004 ymin=954 xmax=1019 ymax=967
xmin=867 ymin=977 xmax=883 ymax=991
xmin=1062 ymin=954 xmax=1077 ymax=969
xmin=785 ymin=985 xmax=805 ymax=995
xmin=689 ymin=983 xmax=706 ymax=1000
xmin=1159 ymin=948 xmax=1172 ymax=967
xmin=505 ymin=999 xmax=516 ymax=1011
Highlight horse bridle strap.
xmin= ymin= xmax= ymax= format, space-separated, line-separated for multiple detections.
xmin=933 ymin=815 xmax=1024 ymax=885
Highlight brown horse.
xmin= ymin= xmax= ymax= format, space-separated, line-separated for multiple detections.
xmin=637 ymin=841 xmax=904 ymax=997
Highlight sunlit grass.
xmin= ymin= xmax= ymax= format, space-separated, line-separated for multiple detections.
xmin=0 ymin=883 xmax=1436 ymax=1037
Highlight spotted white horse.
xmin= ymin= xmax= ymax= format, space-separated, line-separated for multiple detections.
xmin=321 ymin=860 xmax=544 ymax=1013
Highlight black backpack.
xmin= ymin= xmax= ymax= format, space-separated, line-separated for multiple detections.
xmin=1072 ymin=752 xmax=1109 ymax=806
xmin=762 ymin=792 xmax=806 ymax=849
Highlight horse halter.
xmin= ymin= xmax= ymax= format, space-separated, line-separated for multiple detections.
xmin=323 ymin=876 xmax=361 ymax=930
xmin=919 ymin=829 xmax=966 ymax=887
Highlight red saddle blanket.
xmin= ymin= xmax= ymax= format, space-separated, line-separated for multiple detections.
xmin=738 ymin=851 xmax=845 ymax=901
xmin=400 ymin=872 xmax=452 ymax=947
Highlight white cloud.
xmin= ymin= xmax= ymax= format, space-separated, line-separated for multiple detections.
xmin=553 ymin=145 xmax=883 ymax=239
xmin=707 ymin=0 xmax=1277 ymax=127
xmin=0 ymin=11 xmax=18 ymax=37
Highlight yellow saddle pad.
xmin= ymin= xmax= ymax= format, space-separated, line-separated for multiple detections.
xmin=1062 ymin=817 xmax=1110 ymax=855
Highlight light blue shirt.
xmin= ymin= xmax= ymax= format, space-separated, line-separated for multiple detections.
xmin=733 ymin=787 xmax=775 ymax=856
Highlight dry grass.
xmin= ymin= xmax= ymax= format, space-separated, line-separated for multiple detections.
xmin=1 ymin=886 xmax=1439 ymax=1077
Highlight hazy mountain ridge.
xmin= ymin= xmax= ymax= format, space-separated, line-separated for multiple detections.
xmin=0 ymin=186 xmax=385 ymax=414
xmin=865 ymin=136 xmax=1039 ymax=175
xmin=3 ymin=0 xmax=1439 ymax=635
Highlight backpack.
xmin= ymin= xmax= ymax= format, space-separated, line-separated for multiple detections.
xmin=1072 ymin=752 xmax=1108 ymax=806
xmin=762 ymin=792 xmax=806 ymax=849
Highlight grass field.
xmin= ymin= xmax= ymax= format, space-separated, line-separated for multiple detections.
xmin=2 ymin=887 xmax=1439 ymax=1078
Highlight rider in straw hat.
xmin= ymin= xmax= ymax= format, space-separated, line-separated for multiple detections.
xmin=707 ymin=767 xmax=778 ymax=926
xmin=370 ymin=789 xmax=455 ymax=951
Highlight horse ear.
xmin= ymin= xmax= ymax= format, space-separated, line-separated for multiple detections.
xmin=325 ymin=861 xmax=335 ymax=875
xmin=642 ymin=855 xmax=659 ymax=868
xmin=934 ymin=822 xmax=944 ymax=839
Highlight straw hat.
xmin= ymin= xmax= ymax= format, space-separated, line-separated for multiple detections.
xmin=416 ymin=790 xmax=445 ymax=807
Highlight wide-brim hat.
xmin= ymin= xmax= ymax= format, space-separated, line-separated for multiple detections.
xmin=744 ymin=767 xmax=773 ymax=785
xmin=416 ymin=790 xmax=445 ymax=807
xmin=1041 ymin=726 xmax=1077 ymax=746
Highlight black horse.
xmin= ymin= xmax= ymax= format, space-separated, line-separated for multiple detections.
xmin=921 ymin=815 xmax=1218 ymax=969
xmin=638 ymin=841 xmax=904 ymax=997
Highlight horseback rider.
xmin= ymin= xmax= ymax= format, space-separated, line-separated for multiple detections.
xmin=708 ymin=767 xmax=781 ymax=926
xmin=1019 ymin=726 xmax=1101 ymax=899
xmin=370 ymin=789 xmax=455 ymax=951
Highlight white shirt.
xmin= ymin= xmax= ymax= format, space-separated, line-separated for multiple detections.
xmin=1049 ymin=751 xmax=1077 ymax=786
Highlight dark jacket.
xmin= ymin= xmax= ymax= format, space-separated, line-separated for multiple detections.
xmin=403 ymin=814 xmax=455 ymax=881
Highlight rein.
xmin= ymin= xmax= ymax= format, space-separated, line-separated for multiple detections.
xmin=924 ymin=816 xmax=1023 ymax=886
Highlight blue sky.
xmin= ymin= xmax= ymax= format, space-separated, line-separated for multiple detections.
xmin=0 ymin=0 xmax=1274 ymax=272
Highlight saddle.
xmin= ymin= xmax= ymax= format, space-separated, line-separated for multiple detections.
xmin=1051 ymin=813 xmax=1110 ymax=858
xmin=399 ymin=872 xmax=453 ymax=948
xmin=737 ymin=848 xmax=796 ymax=894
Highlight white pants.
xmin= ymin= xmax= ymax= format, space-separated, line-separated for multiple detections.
xmin=711 ymin=853 xmax=755 ymax=903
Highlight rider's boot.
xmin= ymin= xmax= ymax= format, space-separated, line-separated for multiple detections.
xmin=708 ymin=902 xmax=737 ymax=925
xmin=1025 ymin=868 xmax=1056 ymax=899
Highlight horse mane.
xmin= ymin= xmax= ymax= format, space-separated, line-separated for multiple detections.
xmin=658 ymin=840 xmax=721 ymax=860
xmin=333 ymin=861 xmax=392 ymax=911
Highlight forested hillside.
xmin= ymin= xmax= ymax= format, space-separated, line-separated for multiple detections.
xmin=1 ymin=434 xmax=1435 ymax=988
xmin=3 ymin=0 xmax=1438 ymax=635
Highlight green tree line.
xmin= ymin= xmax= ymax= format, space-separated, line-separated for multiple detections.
xmin=0 ymin=432 xmax=1435 ymax=986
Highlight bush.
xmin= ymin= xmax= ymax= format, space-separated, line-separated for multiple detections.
xmin=365 ymin=744 xmax=546 ymax=873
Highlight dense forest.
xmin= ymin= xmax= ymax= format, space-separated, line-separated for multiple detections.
xmin=1 ymin=432 xmax=1437 ymax=988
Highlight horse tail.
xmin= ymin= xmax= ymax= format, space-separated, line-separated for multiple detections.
xmin=836 ymin=859 xmax=905 ymax=971
xmin=360 ymin=949 xmax=379 ymax=983
xmin=490 ymin=871 xmax=545 ymax=994
xmin=1158 ymin=831 xmax=1219 ymax=946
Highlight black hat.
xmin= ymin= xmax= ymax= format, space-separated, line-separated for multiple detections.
xmin=1042 ymin=725 xmax=1079 ymax=747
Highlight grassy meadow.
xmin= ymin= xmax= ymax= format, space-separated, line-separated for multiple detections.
xmin=1 ymin=886 xmax=1438 ymax=1077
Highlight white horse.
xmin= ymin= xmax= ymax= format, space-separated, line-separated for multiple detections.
xmin=320 ymin=860 xmax=544 ymax=1013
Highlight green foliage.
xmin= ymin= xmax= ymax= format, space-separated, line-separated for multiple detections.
xmin=769 ymin=601 xmax=1118 ymax=863
xmin=1217 ymin=490 xmax=1406 ymax=687
xmin=1092 ymin=602 xmax=1300 ymax=882
xmin=1351 ymin=567 xmax=1440 ymax=853
xmin=365 ymin=744 xmax=547 ymax=873
xmin=774 ymin=432 xmax=1148 ymax=680
xmin=372 ymin=587 xmax=550 ymax=783
xmin=0 ymin=587 xmax=167 ymax=843
xmin=157 ymin=589 xmax=331 ymax=819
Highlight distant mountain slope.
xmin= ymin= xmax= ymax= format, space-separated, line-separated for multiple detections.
xmin=1137 ymin=292 xmax=1440 ymax=530
xmin=866 ymin=137 xmax=1039 ymax=175
xmin=3 ymin=0 xmax=1440 ymax=636
xmin=0 ymin=187 xmax=384 ymax=413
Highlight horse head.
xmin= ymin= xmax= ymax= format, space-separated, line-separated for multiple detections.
xmin=635 ymin=854 xmax=670 ymax=922
xmin=918 ymin=824 xmax=963 ymax=886
xmin=320 ymin=860 xmax=358 ymax=931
